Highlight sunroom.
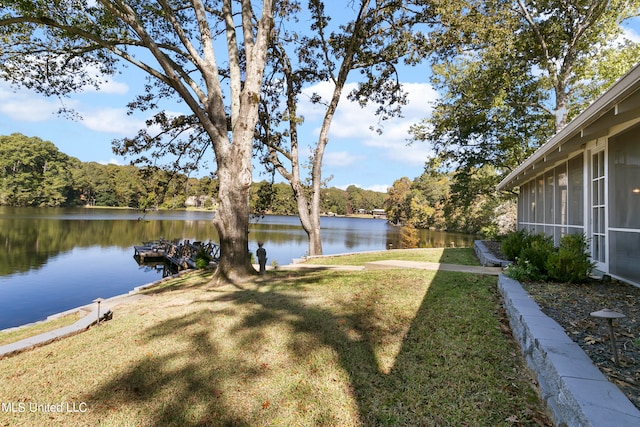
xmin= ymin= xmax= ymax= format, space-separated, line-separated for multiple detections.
xmin=497 ymin=62 xmax=640 ymax=287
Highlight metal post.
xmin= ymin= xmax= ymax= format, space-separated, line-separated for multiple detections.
xmin=93 ymin=298 xmax=104 ymax=325
xmin=606 ymin=318 xmax=619 ymax=366
xmin=590 ymin=308 xmax=626 ymax=366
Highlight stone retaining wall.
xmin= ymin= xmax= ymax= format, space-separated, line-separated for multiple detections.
xmin=499 ymin=275 xmax=640 ymax=426
xmin=473 ymin=240 xmax=512 ymax=267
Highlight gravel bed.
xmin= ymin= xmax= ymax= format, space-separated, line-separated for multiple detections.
xmin=484 ymin=241 xmax=640 ymax=410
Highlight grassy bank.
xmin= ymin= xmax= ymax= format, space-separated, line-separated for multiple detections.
xmin=0 ymin=250 xmax=549 ymax=426
xmin=304 ymin=247 xmax=480 ymax=266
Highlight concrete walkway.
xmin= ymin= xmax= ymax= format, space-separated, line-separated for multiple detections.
xmin=0 ymin=277 xmax=167 ymax=359
xmin=280 ymin=259 xmax=503 ymax=275
xmin=362 ymin=259 xmax=502 ymax=275
xmin=0 ymin=293 xmax=150 ymax=359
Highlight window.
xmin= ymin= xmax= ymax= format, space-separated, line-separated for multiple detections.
xmin=568 ymin=153 xmax=584 ymax=227
xmin=609 ymin=127 xmax=640 ymax=229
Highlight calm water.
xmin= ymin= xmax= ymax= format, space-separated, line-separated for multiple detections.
xmin=0 ymin=207 xmax=475 ymax=329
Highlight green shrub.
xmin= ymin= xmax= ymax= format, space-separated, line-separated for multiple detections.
xmin=503 ymin=231 xmax=595 ymax=284
xmin=518 ymin=233 xmax=555 ymax=278
xmin=480 ymin=224 xmax=499 ymax=240
xmin=194 ymin=247 xmax=212 ymax=269
xmin=504 ymin=260 xmax=547 ymax=282
xmin=546 ymin=234 xmax=594 ymax=283
xmin=501 ymin=229 xmax=528 ymax=261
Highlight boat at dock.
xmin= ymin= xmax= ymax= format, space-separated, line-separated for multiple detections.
xmin=133 ymin=241 xmax=166 ymax=262
xmin=134 ymin=239 xmax=220 ymax=272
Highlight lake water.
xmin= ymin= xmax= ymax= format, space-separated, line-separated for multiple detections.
xmin=0 ymin=207 xmax=476 ymax=330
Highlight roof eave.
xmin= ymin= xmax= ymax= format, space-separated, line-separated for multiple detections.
xmin=497 ymin=62 xmax=640 ymax=191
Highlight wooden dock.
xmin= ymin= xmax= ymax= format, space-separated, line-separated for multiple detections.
xmin=134 ymin=239 xmax=220 ymax=272
xmin=133 ymin=242 xmax=166 ymax=262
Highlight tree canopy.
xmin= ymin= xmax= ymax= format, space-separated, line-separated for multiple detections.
xmin=0 ymin=133 xmax=213 ymax=208
xmin=0 ymin=0 xmax=276 ymax=281
xmin=0 ymin=133 xmax=77 ymax=207
xmin=411 ymin=0 xmax=640 ymax=178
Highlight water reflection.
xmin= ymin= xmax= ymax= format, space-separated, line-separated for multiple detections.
xmin=0 ymin=208 xmax=477 ymax=274
xmin=0 ymin=207 xmax=476 ymax=329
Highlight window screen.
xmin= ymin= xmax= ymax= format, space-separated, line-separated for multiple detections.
xmin=536 ymin=175 xmax=544 ymax=223
xmin=609 ymin=127 xmax=640 ymax=229
xmin=555 ymin=164 xmax=567 ymax=226
xmin=545 ymin=170 xmax=554 ymax=225
xmin=568 ymin=154 xmax=584 ymax=227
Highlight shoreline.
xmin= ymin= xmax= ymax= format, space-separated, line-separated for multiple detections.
xmin=2 ymin=246 xmax=475 ymax=333
xmin=0 ymin=269 xmax=195 ymax=334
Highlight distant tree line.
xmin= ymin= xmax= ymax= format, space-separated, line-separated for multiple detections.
xmin=0 ymin=134 xmax=213 ymax=209
xmin=0 ymin=133 xmax=515 ymax=235
xmin=250 ymin=181 xmax=386 ymax=217
xmin=385 ymin=166 xmax=516 ymax=236
xmin=0 ymin=134 xmax=386 ymax=215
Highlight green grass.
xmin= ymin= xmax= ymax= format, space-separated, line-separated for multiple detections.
xmin=0 ymin=261 xmax=549 ymax=426
xmin=304 ymin=247 xmax=480 ymax=266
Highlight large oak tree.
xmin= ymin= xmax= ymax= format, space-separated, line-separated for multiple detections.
xmin=0 ymin=0 xmax=275 ymax=282
xmin=408 ymin=0 xmax=640 ymax=233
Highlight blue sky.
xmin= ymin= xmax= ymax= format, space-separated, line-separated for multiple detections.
xmin=0 ymin=61 xmax=435 ymax=193
xmin=0 ymin=9 xmax=638 ymax=194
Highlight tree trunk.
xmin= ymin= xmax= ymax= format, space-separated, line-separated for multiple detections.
xmin=554 ymin=84 xmax=569 ymax=132
xmin=211 ymin=158 xmax=257 ymax=283
xmin=293 ymin=183 xmax=323 ymax=257
xmin=207 ymin=0 xmax=274 ymax=284
xmin=300 ymin=207 xmax=323 ymax=257
xmin=298 ymin=203 xmax=322 ymax=255
xmin=308 ymin=166 xmax=323 ymax=256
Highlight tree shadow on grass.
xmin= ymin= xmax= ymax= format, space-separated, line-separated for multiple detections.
xmin=86 ymin=270 xmax=547 ymax=426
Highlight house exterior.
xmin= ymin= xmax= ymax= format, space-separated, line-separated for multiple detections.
xmin=497 ymin=62 xmax=640 ymax=287
xmin=371 ymin=208 xmax=387 ymax=218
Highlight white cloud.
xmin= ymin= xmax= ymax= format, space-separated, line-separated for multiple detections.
xmin=0 ymin=71 xmax=128 ymax=129
xmin=324 ymin=150 xmax=363 ymax=167
xmin=98 ymin=158 xmax=122 ymax=166
xmin=0 ymin=81 xmax=149 ymax=137
xmin=95 ymin=78 xmax=129 ymax=95
xmin=300 ymin=81 xmax=438 ymax=135
xmin=80 ymin=64 xmax=129 ymax=94
xmin=335 ymin=182 xmax=389 ymax=193
xmin=0 ymin=84 xmax=70 ymax=122
xmin=301 ymin=81 xmax=438 ymax=167
xmin=621 ymin=26 xmax=640 ymax=43
xmin=366 ymin=184 xmax=389 ymax=193
xmin=297 ymin=81 xmax=338 ymax=121
xmin=362 ymin=136 xmax=432 ymax=166
xmin=81 ymin=107 xmax=145 ymax=135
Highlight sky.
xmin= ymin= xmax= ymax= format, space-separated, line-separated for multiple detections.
xmin=0 ymin=8 xmax=638 ymax=194
xmin=0 ymin=4 xmax=440 ymax=195
xmin=0 ymin=66 xmax=436 ymax=194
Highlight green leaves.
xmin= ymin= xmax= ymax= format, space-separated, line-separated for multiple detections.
xmin=0 ymin=133 xmax=75 ymax=206
xmin=413 ymin=0 xmax=640 ymax=178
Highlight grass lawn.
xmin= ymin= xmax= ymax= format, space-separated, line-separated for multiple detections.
xmin=0 ymin=252 xmax=550 ymax=426
xmin=304 ymin=247 xmax=481 ymax=266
